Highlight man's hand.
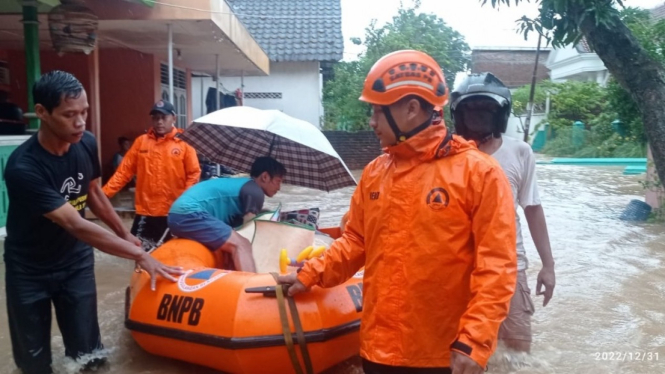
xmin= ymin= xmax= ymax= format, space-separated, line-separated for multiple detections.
xmin=121 ymin=232 xmax=142 ymax=247
xmin=536 ymin=264 xmax=555 ymax=307
xmin=451 ymin=351 xmax=484 ymax=374
xmin=136 ymin=252 xmax=185 ymax=291
xmin=276 ymin=272 xmax=309 ymax=297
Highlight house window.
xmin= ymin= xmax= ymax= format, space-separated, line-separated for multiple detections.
xmin=244 ymin=92 xmax=282 ymax=99
xmin=160 ymin=63 xmax=187 ymax=129
xmin=160 ymin=63 xmax=186 ymax=90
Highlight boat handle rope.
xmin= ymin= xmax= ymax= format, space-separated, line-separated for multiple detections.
xmin=270 ymin=272 xmax=314 ymax=374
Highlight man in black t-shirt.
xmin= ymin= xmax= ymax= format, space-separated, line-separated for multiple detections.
xmin=3 ymin=71 xmax=184 ymax=374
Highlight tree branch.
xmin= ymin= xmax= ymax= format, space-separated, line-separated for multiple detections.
xmin=580 ymin=14 xmax=665 ymax=184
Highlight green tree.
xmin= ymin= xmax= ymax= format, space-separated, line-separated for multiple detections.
xmin=511 ymin=80 xmax=557 ymax=135
xmin=322 ymin=60 xmax=369 ymax=131
xmin=323 ymin=1 xmax=470 ymax=131
xmin=512 ymin=80 xmax=556 ymax=117
xmin=511 ymin=79 xmax=644 ymax=157
xmin=605 ymin=7 xmax=665 ymax=143
xmin=547 ymin=81 xmax=607 ymax=130
xmin=513 ymin=81 xmax=645 ymax=157
xmin=485 ymin=0 xmax=665 ymax=194
xmin=511 ymin=80 xmax=607 ymax=135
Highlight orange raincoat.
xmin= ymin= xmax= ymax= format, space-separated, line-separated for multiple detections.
xmin=297 ymin=124 xmax=517 ymax=368
xmin=103 ymin=127 xmax=201 ymax=217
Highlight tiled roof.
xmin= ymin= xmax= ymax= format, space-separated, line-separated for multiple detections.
xmin=575 ymin=38 xmax=593 ymax=53
xmin=471 ymin=50 xmax=551 ymax=88
xmin=226 ymin=0 xmax=344 ymax=62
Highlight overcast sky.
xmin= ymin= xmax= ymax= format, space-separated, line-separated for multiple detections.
xmin=340 ymin=0 xmax=665 ymax=60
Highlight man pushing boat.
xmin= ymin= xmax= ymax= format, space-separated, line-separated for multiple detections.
xmin=3 ymin=71 xmax=184 ymax=374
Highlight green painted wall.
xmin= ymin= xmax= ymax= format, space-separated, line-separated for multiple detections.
xmin=0 ymin=137 xmax=30 ymax=228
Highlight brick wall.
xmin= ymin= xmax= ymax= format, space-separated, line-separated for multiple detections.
xmin=323 ymin=131 xmax=382 ymax=171
xmin=471 ymin=50 xmax=551 ymax=88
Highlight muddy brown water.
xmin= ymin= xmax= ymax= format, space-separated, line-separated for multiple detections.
xmin=2 ymin=163 xmax=665 ymax=373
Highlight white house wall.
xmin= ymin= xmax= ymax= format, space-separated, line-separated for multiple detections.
xmin=505 ymin=113 xmax=547 ymax=142
xmin=191 ymin=61 xmax=323 ymax=128
xmin=546 ymin=46 xmax=580 ymax=66
xmin=546 ymin=46 xmax=608 ymax=84
xmin=549 ymin=56 xmax=607 ymax=82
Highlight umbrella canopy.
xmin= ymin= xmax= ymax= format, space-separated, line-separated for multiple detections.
xmin=180 ymin=106 xmax=357 ymax=191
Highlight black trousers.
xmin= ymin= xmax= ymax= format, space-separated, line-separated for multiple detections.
xmin=130 ymin=214 xmax=173 ymax=251
xmin=362 ymin=359 xmax=452 ymax=374
xmin=5 ymin=263 xmax=105 ymax=374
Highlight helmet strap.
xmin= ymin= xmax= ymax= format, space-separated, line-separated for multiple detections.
xmin=382 ymin=106 xmax=432 ymax=144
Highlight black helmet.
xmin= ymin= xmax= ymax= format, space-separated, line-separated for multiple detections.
xmin=450 ymin=72 xmax=512 ymax=142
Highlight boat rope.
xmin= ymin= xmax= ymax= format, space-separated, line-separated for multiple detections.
xmin=271 ymin=272 xmax=314 ymax=374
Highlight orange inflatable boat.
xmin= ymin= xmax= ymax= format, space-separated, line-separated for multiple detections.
xmin=124 ymin=226 xmax=363 ymax=374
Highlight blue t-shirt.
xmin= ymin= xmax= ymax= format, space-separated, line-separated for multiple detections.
xmin=170 ymin=177 xmax=265 ymax=227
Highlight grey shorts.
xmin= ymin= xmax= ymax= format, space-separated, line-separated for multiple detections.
xmin=498 ymin=270 xmax=535 ymax=342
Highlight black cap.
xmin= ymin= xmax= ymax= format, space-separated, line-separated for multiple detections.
xmin=149 ymin=100 xmax=176 ymax=116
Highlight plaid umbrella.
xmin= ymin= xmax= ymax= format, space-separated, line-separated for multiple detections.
xmin=180 ymin=106 xmax=357 ymax=191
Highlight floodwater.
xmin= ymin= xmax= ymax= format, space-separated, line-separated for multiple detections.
xmin=2 ymin=162 xmax=665 ymax=374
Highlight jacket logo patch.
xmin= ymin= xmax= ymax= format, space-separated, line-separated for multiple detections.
xmin=171 ymin=148 xmax=182 ymax=156
xmin=369 ymin=192 xmax=380 ymax=200
xmin=139 ymin=150 xmax=149 ymax=154
xmin=426 ymin=187 xmax=449 ymax=211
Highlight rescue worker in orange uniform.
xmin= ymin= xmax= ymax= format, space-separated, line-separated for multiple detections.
xmin=340 ymin=210 xmax=350 ymax=234
xmin=278 ymin=50 xmax=517 ymax=374
xmin=103 ymin=100 xmax=201 ymax=251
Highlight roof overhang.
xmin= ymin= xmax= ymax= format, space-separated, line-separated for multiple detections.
xmin=0 ymin=0 xmax=270 ymax=76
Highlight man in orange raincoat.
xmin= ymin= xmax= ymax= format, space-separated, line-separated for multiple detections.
xmin=103 ymin=100 xmax=201 ymax=250
xmin=278 ymin=50 xmax=517 ymax=374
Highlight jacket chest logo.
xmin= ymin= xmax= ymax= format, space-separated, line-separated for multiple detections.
xmin=171 ymin=147 xmax=182 ymax=156
xmin=426 ymin=187 xmax=449 ymax=211
xmin=369 ymin=192 xmax=380 ymax=200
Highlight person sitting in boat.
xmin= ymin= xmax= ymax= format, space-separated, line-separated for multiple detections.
xmin=168 ymin=156 xmax=286 ymax=272
xmin=278 ymin=50 xmax=517 ymax=374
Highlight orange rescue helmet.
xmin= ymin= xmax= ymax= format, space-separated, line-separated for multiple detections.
xmin=359 ymin=50 xmax=449 ymax=107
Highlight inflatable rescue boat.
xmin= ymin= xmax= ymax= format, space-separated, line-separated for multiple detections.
xmin=125 ymin=221 xmax=363 ymax=374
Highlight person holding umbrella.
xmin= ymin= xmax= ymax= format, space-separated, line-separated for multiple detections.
xmin=277 ymin=50 xmax=517 ymax=374
xmin=167 ymin=156 xmax=286 ymax=272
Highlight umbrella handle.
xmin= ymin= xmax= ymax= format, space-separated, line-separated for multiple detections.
xmin=268 ymin=133 xmax=277 ymax=157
